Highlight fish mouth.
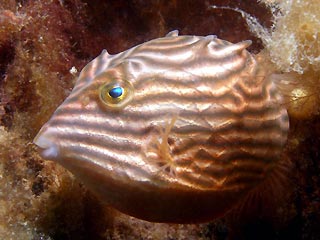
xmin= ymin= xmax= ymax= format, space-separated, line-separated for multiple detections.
xmin=33 ymin=128 xmax=60 ymax=161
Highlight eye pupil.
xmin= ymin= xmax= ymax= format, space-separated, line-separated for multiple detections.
xmin=108 ymin=87 xmax=123 ymax=98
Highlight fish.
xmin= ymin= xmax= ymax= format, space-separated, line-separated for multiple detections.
xmin=33 ymin=30 xmax=289 ymax=223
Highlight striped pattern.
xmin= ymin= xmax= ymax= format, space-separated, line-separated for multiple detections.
xmin=34 ymin=32 xmax=288 ymax=196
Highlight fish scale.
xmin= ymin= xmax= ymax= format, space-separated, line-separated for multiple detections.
xmin=34 ymin=30 xmax=289 ymax=223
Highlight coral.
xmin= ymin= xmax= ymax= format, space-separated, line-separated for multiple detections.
xmin=270 ymin=70 xmax=320 ymax=119
xmin=253 ymin=0 xmax=320 ymax=74
xmin=246 ymin=0 xmax=320 ymax=118
xmin=0 ymin=0 xmax=319 ymax=239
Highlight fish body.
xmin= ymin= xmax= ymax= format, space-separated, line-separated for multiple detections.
xmin=34 ymin=31 xmax=289 ymax=223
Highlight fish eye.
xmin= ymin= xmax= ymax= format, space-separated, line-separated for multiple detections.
xmin=99 ymin=80 xmax=134 ymax=109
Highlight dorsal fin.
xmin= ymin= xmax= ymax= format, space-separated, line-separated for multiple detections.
xmin=165 ymin=30 xmax=179 ymax=37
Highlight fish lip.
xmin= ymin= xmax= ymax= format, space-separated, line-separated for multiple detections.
xmin=33 ymin=131 xmax=60 ymax=160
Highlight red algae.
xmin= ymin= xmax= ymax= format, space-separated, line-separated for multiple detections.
xmin=0 ymin=0 xmax=319 ymax=239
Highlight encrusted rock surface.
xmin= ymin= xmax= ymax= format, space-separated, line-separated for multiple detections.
xmin=0 ymin=0 xmax=319 ymax=239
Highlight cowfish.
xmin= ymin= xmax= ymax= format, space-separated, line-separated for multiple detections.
xmin=34 ymin=30 xmax=289 ymax=223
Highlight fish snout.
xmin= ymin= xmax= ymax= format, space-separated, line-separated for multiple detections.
xmin=33 ymin=125 xmax=60 ymax=161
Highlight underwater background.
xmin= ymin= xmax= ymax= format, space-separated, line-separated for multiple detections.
xmin=0 ymin=0 xmax=319 ymax=239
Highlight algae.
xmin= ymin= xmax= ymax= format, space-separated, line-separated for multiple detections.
xmin=0 ymin=0 xmax=319 ymax=239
